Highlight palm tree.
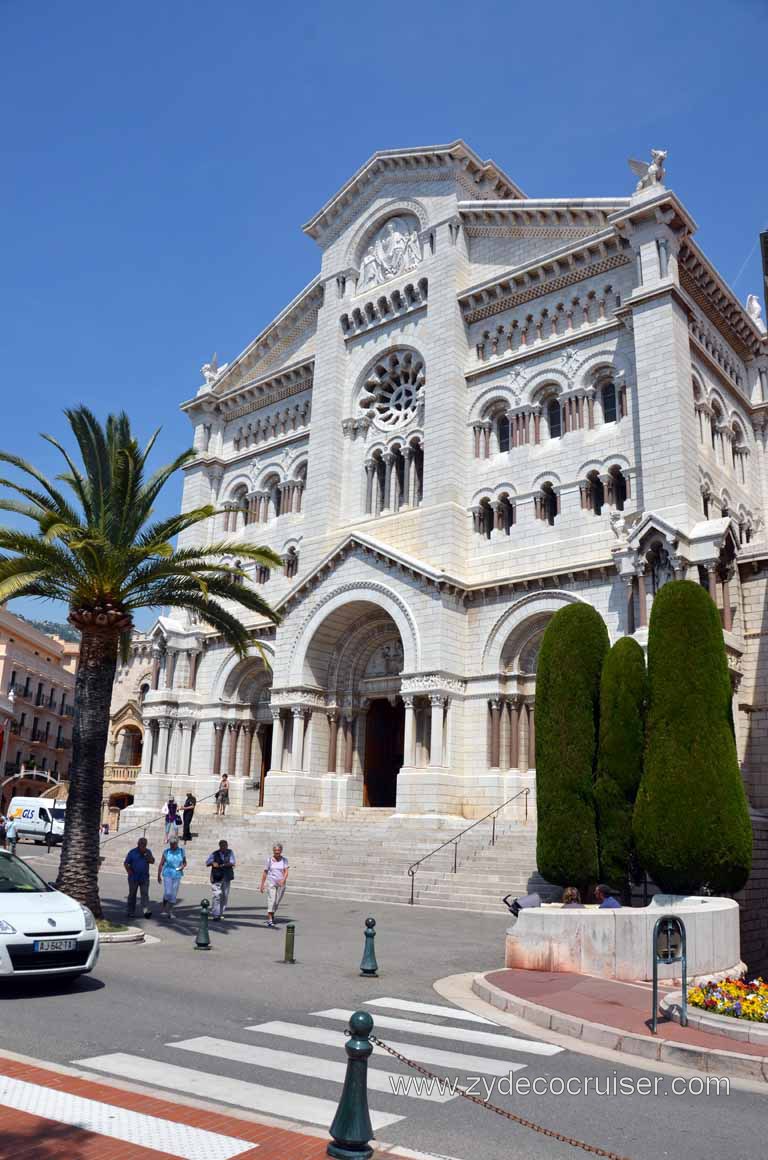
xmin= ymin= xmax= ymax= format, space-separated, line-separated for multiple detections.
xmin=0 ymin=408 xmax=282 ymax=917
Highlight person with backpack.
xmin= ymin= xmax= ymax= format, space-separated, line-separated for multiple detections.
xmin=206 ymin=839 xmax=236 ymax=919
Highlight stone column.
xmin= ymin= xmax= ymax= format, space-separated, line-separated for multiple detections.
xmin=327 ymin=711 xmax=339 ymax=773
xmin=166 ymin=652 xmax=177 ymax=690
xmin=707 ymin=563 xmax=719 ymax=605
xmin=637 ymin=571 xmax=648 ymax=628
xmin=489 ymin=699 xmax=502 ymax=768
xmin=212 ymin=721 xmax=225 ymax=777
xmin=157 ymin=719 xmax=171 ymax=772
xmin=241 ymin=723 xmax=256 ymax=777
xmin=270 ymin=709 xmax=284 ymax=770
xmin=226 ymin=722 xmax=240 ymax=777
xmin=518 ymin=706 xmax=528 ymax=774
xmin=527 ymin=703 xmax=536 ymax=768
xmin=382 ymin=453 xmax=394 ymax=512
xmin=622 ymin=576 xmax=636 ymax=635
xmin=140 ymin=724 xmax=154 ymax=775
xmin=402 ymin=696 xmax=416 ymax=767
xmin=429 ymin=695 xmax=445 ymax=768
xmin=722 ymin=570 xmax=733 ymax=632
xmin=364 ymin=463 xmax=375 ymax=514
xmin=402 ymin=446 xmax=413 ymax=507
xmin=509 ymin=699 xmax=520 ymax=770
xmin=151 ymin=648 xmax=162 ymax=691
xmin=291 ymin=707 xmax=306 ymax=772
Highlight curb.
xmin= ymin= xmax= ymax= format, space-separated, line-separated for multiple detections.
xmin=98 ymin=926 xmax=145 ymax=944
xmin=472 ymin=971 xmax=768 ymax=1084
xmin=660 ymin=991 xmax=768 ymax=1045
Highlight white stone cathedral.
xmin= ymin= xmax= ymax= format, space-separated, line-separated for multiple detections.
xmin=113 ymin=140 xmax=768 ymax=829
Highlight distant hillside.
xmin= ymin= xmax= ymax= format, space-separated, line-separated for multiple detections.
xmin=18 ymin=616 xmax=80 ymax=644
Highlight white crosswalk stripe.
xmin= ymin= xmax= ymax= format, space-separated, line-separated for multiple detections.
xmin=74 ymin=1052 xmax=404 ymax=1130
xmin=73 ymin=994 xmax=559 ymax=1139
xmin=247 ymin=1021 xmax=527 ymax=1077
xmin=310 ymin=1009 xmax=563 ymax=1056
xmin=364 ymin=998 xmax=496 ymax=1024
xmin=171 ymin=1036 xmax=457 ymax=1102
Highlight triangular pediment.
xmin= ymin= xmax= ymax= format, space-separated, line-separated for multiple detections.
xmin=277 ymin=533 xmax=467 ymax=615
xmin=303 ymin=141 xmax=525 ymax=242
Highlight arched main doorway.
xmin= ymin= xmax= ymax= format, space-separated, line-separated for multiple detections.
xmin=300 ymin=599 xmax=407 ymax=807
xmin=219 ymin=656 xmax=273 ymax=800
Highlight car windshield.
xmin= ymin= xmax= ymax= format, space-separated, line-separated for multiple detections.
xmin=0 ymin=851 xmax=48 ymax=892
xmin=52 ymin=808 xmax=66 ymax=822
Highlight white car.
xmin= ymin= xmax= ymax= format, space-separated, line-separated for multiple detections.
xmin=0 ymin=850 xmax=99 ymax=979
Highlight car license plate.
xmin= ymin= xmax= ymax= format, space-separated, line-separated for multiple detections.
xmin=33 ymin=939 xmax=77 ymax=953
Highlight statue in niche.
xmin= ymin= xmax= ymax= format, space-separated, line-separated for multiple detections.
xmin=746 ymin=294 xmax=766 ymax=334
xmin=647 ymin=541 xmax=675 ymax=595
xmin=359 ymin=216 xmax=422 ymax=289
xmin=628 ymin=149 xmax=667 ymax=193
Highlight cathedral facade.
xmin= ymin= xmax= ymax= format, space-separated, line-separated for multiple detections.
xmin=114 ymin=140 xmax=768 ymax=826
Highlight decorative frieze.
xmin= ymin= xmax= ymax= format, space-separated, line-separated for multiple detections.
xmin=341 ymin=279 xmax=428 ymax=339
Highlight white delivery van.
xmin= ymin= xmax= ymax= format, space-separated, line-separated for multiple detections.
xmin=6 ymin=798 xmax=66 ymax=844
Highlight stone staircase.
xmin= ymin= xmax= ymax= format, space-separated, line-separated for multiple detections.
xmin=101 ymin=807 xmax=552 ymax=914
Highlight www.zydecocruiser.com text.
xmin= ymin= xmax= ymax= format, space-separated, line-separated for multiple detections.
xmin=387 ymin=1072 xmax=730 ymax=1099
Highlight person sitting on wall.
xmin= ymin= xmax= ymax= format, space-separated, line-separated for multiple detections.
xmin=561 ymin=886 xmax=585 ymax=908
xmin=595 ymin=884 xmax=622 ymax=909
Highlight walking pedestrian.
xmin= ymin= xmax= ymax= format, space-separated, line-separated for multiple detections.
xmin=260 ymin=843 xmax=289 ymax=928
xmin=157 ymin=837 xmax=186 ymax=919
xmin=206 ymin=839 xmax=236 ymax=919
xmin=5 ymin=816 xmax=19 ymax=856
xmin=181 ymin=792 xmax=197 ymax=841
xmin=215 ymin=774 xmax=229 ymax=817
xmin=0 ymin=813 xmax=7 ymax=849
xmin=164 ymin=797 xmax=180 ymax=840
xmin=124 ymin=837 xmax=154 ymax=919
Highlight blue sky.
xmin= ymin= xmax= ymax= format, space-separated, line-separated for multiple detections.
xmin=1 ymin=0 xmax=765 ymax=628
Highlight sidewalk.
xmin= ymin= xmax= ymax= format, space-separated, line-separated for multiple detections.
xmin=0 ymin=1053 xmax=330 ymax=1160
xmin=475 ymin=968 xmax=768 ymax=1082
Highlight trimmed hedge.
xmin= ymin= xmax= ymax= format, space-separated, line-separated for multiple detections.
xmin=535 ymin=603 xmax=609 ymax=890
xmin=595 ymin=637 xmax=647 ymax=893
xmin=633 ymin=580 xmax=752 ymax=894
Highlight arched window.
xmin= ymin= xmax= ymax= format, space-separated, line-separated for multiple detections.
xmin=537 ymin=482 xmax=559 ymax=526
xmin=607 ymin=465 xmax=627 ymax=511
xmin=409 ymin=438 xmax=424 ymax=508
xmin=547 ymin=399 xmax=562 ymax=439
xmin=585 ymin=470 xmax=605 ymax=515
xmin=496 ymin=412 xmax=511 ymax=454
xmin=601 ymin=381 xmax=617 ymax=424
xmin=262 ymin=474 xmax=282 ymax=520
xmin=225 ymin=485 xmax=249 ymax=532
xmin=294 ymin=462 xmax=307 ymax=512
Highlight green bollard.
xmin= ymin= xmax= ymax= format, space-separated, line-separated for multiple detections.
xmin=359 ymin=916 xmax=378 ymax=977
xmin=195 ymin=898 xmax=211 ymax=950
xmin=327 ymin=1010 xmax=374 ymax=1160
xmin=283 ymin=922 xmax=296 ymax=964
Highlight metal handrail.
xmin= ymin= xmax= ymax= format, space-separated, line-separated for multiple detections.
xmin=99 ymin=787 xmax=222 ymax=847
xmin=407 ymin=788 xmax=530 ymax=905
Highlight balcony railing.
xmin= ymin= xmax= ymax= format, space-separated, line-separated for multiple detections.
xmin=104 ymin=763 xmax=140 ymax=783
xmin=8 ymin=684 xmax=33 ymax=701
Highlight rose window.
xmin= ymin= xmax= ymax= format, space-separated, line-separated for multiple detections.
xmin=359 ymin=351 xmax=424 ymax=431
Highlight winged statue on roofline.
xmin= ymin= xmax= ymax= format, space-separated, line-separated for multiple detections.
xmin=628 ymin=150 xmax=667 ymax=193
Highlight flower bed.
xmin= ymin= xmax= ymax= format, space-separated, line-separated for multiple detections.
xmin=688 ymin=977 xmax=768 ymax=1023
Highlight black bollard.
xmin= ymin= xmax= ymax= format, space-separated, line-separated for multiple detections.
xmin=359 ymin=916 xmax=378 ymax=977
xmin=195 ymin=898 xmax=212 ymax=950
xmin=327 ymin=1010 xmax=374 ymax=1160
xmin=283 ymin=922 xmax=296 ymax=964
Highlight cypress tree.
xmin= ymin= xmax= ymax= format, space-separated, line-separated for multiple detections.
xmin=633 ymin=580 xmax=752 ymax=894
xmin=535 ymin=603 xmax=609 ymax=891
xmin=595 ymin=637 xmax=647 ymax=895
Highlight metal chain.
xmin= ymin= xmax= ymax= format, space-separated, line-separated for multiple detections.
xmin=369 ymin=1033 xmax=634 ymax=1160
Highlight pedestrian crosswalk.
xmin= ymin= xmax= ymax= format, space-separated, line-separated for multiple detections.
xmin=74 ymin=994 xmax=563 ymax=1138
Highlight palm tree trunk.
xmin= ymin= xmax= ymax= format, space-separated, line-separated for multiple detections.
xmin=56 ymin=625 xmax=120 ymax=916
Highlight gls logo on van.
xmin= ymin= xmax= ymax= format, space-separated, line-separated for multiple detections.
xmin=10 ymin=809 xmax=36 ymax=819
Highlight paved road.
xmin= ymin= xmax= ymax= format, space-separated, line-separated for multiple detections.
xmin=4 ymin=850 xmax=766 ymax=1160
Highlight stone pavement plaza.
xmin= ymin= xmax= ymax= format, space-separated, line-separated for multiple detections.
xmin=2 ymin=861 xmax=767 ymax=1160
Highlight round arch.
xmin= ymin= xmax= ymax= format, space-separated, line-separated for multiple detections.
xmin=211 ymin=643 xmax=275 ymax=704
xmin=288 ymin=583 xmax=419 ymax=686
xmin=482 ymin=590 xmax=586 ymax=672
